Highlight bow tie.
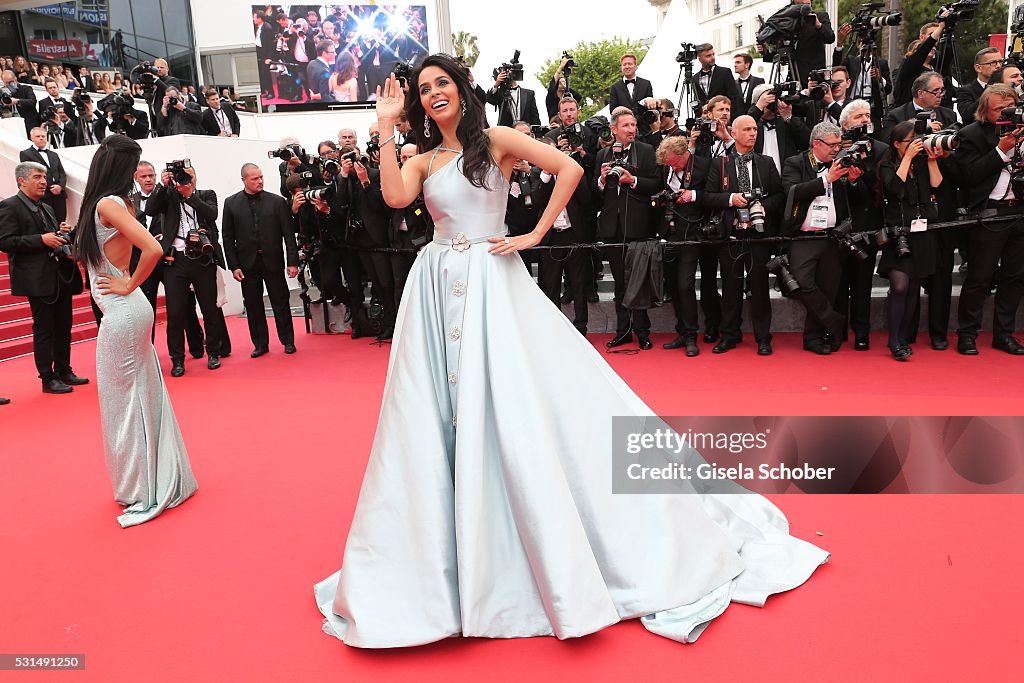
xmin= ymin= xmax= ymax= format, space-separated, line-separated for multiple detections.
xmin=738 ymin=78 xmax=749 ymax=84
xmin=763 ymin=120 xmax=777 ymax=131
xmin=624 ymin=79 xmax=635 ymax=85
xmin=816 ymin=161 xmax=830 ymax=172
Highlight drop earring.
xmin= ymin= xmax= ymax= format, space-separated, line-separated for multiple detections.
xmin=423 ymin=116 xmax=432 ymax=138
xmin=461 ymin=101 xmax=467 ymax=116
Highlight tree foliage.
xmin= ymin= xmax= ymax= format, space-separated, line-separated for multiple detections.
xmin=536 ymin=37 xmax=649 ymax=119
xmin=836 ymin=0 xmax=1008 ymax=85
xmin=452 ymin=31 xmax=481 ymax=67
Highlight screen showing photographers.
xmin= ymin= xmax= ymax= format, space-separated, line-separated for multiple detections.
xmin=253 ymin=4 xmax=431 ymax=111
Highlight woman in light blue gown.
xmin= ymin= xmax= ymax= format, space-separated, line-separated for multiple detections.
xmin=75 ymin=135 xmax=197 ymax=528
xmin=315 ymin=54 xmax=829 ymax=648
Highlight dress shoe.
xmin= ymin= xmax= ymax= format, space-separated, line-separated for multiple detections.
xmin=329 ymin=296 xmax=344 ymax=307
xmin=190 ymin=349 xmax=205 ymax=360
xmin=802 ymin=342 xmax=831 ymax=356
xmin=606 ymin=332 xmax=633 ymax=349
xmin=573 ymin=324 xmax=588 ymax=336
xmin=637 ymin=335 xmax=652 ymax=350
xmin=587 ymin=291 xmax=599 ymax=303
xmin=854 ymin=336 xmax=870 ymax=351
xmin=207 ymin=355 xmax=221 ymax=370
xmin=993 ymin=336 xmax=1024 ymax=355
xmin=713 ymin=339 xmax=737 ymax=354
xmin=663 ymin=335 xmax=687 ymax=350
xmin=284 ymin=344 xmax=297 ymax=354
xmin=170 ymin=362 xmax=185 ymax=377
xmin=375 ymin=327 xmax=394 ymax=341
xmin=58 ymin=371 xmax=89 ymax=386
xmin=957 ymin=337 xmax=979 ymax=355
xmin=42 ymin=378 xmax=73 ymax=394
xmin=560 ymin=293 xmax=573 ymax=304
xmin=685 ymin=339 xmax=700 ymax=356
xmin=757 ymin=340 xmax=773 ymax=356
xmin=0 ymin=397 xmax=10 ymax=405
xmin=250 ymin=347 xmax=269 ymax=358
xmin=930 ymin=338 xmax=949 ymax=351
xmin=826 ymin=333 xmax=843 ymax=353
xmin=703 ymin=326 xmax=720 ymax=344
xmin=890 ymin=345 xmax=912 ymax=362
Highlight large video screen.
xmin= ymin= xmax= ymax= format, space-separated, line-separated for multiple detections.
xmin=252 ymin=4 xmax=430 ymax=111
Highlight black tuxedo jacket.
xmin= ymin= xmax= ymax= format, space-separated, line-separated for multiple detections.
xmin=534 ymin=163 xmax=594 ymax=243
xmin=5 ymin=82 xmax=38 ymax=124
xmin=795 ymin=9 xmax=835 ymax=84
xmin=202 ymin=103 xmax=241 ymax=136
xmin=145 ymin=184 xmax=225 ymax=267
xmin=36 ymin=95 xmax=74 ymax=120
xmin=880 ymin=102 xmax=958 ymax=142
xmin=693 ymin=65 xmax=744 ymax=120
xmin=389 ymin=198 xmax=433 ymax=247
xmin=79 ymin=74 xmax=94 ymax=93
xmin=956 ymin=80 xmax=986 ymax=124
xmin=95 ymin=109 xmax=150 ymax=140
xmin=608 ymin=77 xmax=654 ymax=119
xmin=333 ymin=170 xmax=391 ymax=246
xmin=953 ymin=121 xmax=1020 ymax=213
xmin=222 ymin=190 xmax=298 ymax=271
xmin=780 ymin=152 xmax=874 ymax=235
xmin=703 ymin=152 xmax=785 ymax=237
xmin=593 ymin=140 xmax=661 ymax=241
xmin=749 ymin=108 xmax=811 ymax=165
xmin=736 ymin=75 xmax=765 ymax=111
xmin=19 ymin=146 xmax=67 ymax=196
xmin=486 ymin=86 xmax=541 ymax=127
xmin=0 ymin=192 xmax=83 ymax=298
xmin=128 ymin=190 xmax=165 ymax=274
xmin=661 ymin=154 xmax=711 ymax=237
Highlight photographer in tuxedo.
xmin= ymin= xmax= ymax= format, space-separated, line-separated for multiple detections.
xmin=608 ymin=52 xmax=655 ymax=123
xmin=953 ymin=84 xmax=1024 ymax=356
xmin=156 ymin=85 xmax=203 ymax=136
xmin=817 ymin=66 xmax=852 ymax=126
xmin=594 ymin=107 xmax=661 ymax=350
xmin=656 ymin=135 xmax=711 ymax=356
xmin=146 ymin=162 xmax=231 ymax=376
xmin=19 ymin=127 xmax=68 ymax=222
xmin=222 ymin=164 xmax=299 ymax=357
xmin=389 ymin=143 xmax=434 ymax=302
xmin=202 ymin=88 xmax=240 ymax=137
xmin=694 ymin=95 xmax=736 ymax=159
xmin=781 ymin=122 xmax=872 ymax=354
xmin=692 ymin=44 xmax=743 ymax=119
xmin=507 ymin=122 xmax=542 ymax=279
xmin=0 ymin=162 xmax=87 ymax=394
xmin=957 ymin=47 xmax=1002 ymax=124
xmin=487 ymin=71 xmax=540 ymax=128
xmin=545 ymin=55 xmax=583 ymax=121
xmin=794 ymin=0 xmax=835 ymax=85
xmin=748 ymin=84 xmax=811 ymax=174
xmin=702 ymin=115 xmax=785 ymax=355
xmin=734 ymin=54 xmax=764 ymax=112
xmin=881 ymin=72 xmax=957 ymax=142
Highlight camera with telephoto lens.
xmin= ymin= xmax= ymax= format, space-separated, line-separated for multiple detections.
xmin=558 ymin=122 xmax=584 ymax=150
xmin=996 ymin=106 xmax=1024 ymax=137
xmin=303 ymin=185 xmax=333 ymax=203
xmin=806 ymin=70 xmax=838 ymax=101
xmin=605 ymin=142 xmax=635 ymax=183
xmin=268 ymin=144 xmax=306 ymax=162
xmin=71 ymin=90 xmax=89 ymax=113
xmin=561 ymin=51 xmax=575 ymax=75
xmin=640 ymin=106 xmax=661 ymax=126
xmin=937 ymin=0 xmax=978 ymax=25
xmin=185 ymin=227 xmax=214 ymax=260
xmin=919 ymin=129 xmax=960 ymax=155
xmin=693 ymin=117 xmax=718 ymax=146
xmin=97 ymin=91 xmax=137 ymax=124
xmin=676 ymin=42 xmax=698 ymax=64
xmin=492 ymin=50 xmax=525 ymax=87
xmin=850 ymin=3 xmax=902 ymax=36
xmin=166 ymin=159 xmax=192 ymax=186
xmin=842 ymin=124 xmax=873 ymax=142
xmin=830 ymin=218 xmax=870 ymax=261
xmin=771 ymin=81 xmax=803 ymax=105
xmin=318 ymin=156 xmax=341 ymax=177
xmin=50 ymin=227 xmax=74 ymax=260
xmin=835 ymin=139 xmax=872 ymax=168
xmin=766 ymin=253 xmax=800 ymax=294
xmin=584 ymin=115 xmax=611 ymax=142
xmin=365 ymin=135 xmax=381 ymax=161
xmin=735 ymin=189 xmax=765 ymax=232
xmin=756 ymin=2 xmax=815 ymax=48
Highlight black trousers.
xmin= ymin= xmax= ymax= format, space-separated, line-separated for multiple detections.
xmin=717 ymin=240 xmax=773 ymax=344
xmin=42 ymin=194 xmax=67 ymax=223
xmin=539 ymin=229 xmax=590 ymax=330
xmin=132 ymin=261 xmax=206 ymax=350
xmin=316 ymin=244 xmax=345 ymax=301
xmin=665 ymin=243 xmax=700 ymax=338
xmin=27 ymin=278 xmax=74 ymax=380
xmin=339 ymin=245 xmax=366 ymax=315
xmin=390 ymin=234 xmax=418 ymax=307
xmin=358 ymin=248 xmax=397 ymax=327
xmin=164 ymin=256 xmax=230 ymax=362
xmin=698 ymin=244 xmax=722 ymax=330
xmin=919 ymin=229 xmax=957 ymax=342
xmin=834 ymin=248 xmax=875 ymax=339
xmin=605 ymin=243 xmax=650 ymax=336
xmin=788 ymin=238 xmax=845 ymax=345
xmin=240 ymin=258 xmax=295 ymax=350
xmin=957 ymin=222 xmax=1024 ymax=340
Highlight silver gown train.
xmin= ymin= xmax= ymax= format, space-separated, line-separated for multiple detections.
xmin=89 ymin=196 xmax=197 ymax=528
xmin=314 ymin=153 xmax=829 ymax=648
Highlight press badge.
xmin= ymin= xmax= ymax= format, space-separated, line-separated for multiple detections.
xmin=910 ymin=218 xmax=928 ymax=232
xmin=809 ymin=199 xmax=830 ymax=230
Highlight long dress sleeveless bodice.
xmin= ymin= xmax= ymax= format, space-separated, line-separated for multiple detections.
xmin=89 ymin=195 xmax=197 ymax=528
xmin=314 ymin=155 xmax=829 ymax=647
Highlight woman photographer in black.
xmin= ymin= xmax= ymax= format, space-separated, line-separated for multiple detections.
xmin=876 ymin=119 xmax=941 ymax=361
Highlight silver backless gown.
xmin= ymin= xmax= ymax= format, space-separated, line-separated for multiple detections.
xmin=89 ymin=195 xmax=197 ymax=528
xmin=314 ymin=152 xmax=829 ymax=647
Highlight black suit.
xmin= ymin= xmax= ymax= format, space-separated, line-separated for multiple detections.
xmin=837 ymin=51 xmax=891 ymax=116
xmin=608 ymin=77 xmax=655 ymax=121
xmin=594 ymin=140 xmax=660 ymax=336
xmin=749 ymin=108 xmax=811 ymax=173
xmin=736 ymin=75 xmax=765 ymax=111
xmin=486 ymin=85 xmax=541 ymax=127
xmin=953 ymin=120 xmax=1024 ymax=342
xmin=19 ymin=146 xmax=67 ymax=222
xmin=703 ymin=151 xmax=785 ymax=345
xmin=0 ymin=192 xmax=83 ymax=381
xmin=202 ymin=102 xmax=241 ymax=136
xmin=545 ymin=79 xmax=583 ymax=120
xmin=956 ymin=80 xmax=987 ymax=124
xmin=693 ymin=66 xmax=744 ymax=121
xmin=795 ymin=9 xmax=835 ymax=85
xmin=95 ymin=108 xmax=150 ymax=140
xmin=222 ymin=190 xmax=298 ymax=350
xmin=145 ymin=183 xmax=231 ymax=362
xmin=881 ymin=102 xmax=958 ymax=142
xmin=3 ymin=82 xmax=38 ymax=133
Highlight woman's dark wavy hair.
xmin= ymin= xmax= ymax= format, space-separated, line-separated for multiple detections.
xmin=73 ymin=134 xmax=142 ymax=269
xmin=404 ymin=53 xmax=493 ymax=189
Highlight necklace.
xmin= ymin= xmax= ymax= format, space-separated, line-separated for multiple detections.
xmin=436 ymin=145 xmax=463 ymax=153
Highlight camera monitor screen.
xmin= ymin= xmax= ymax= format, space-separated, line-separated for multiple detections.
xmin=253 ymin=4 xmax=431 ymax=111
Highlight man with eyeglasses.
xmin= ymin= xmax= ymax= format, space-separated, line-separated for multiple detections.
xmin=881 ymin=71 xmax=957 ymax=143
xmin=781 ymin=122 xmax=872 ymax=355
xmin=957 ymin=47 xmax=1003 ymax=123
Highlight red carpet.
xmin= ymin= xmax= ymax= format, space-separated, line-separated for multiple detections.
xmin=1 ymin=316 xmax=1022 ymax=681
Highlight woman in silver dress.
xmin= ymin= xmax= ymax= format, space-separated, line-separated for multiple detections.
xmin=74 ymin=135 xmax=197 ymax=528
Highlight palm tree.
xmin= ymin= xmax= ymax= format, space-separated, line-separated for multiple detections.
xmin=452 ymin=31 xmax=480 ymax=67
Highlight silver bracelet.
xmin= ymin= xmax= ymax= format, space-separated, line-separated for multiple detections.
xmin=379 ymin=133 xmax=397 ymax=147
